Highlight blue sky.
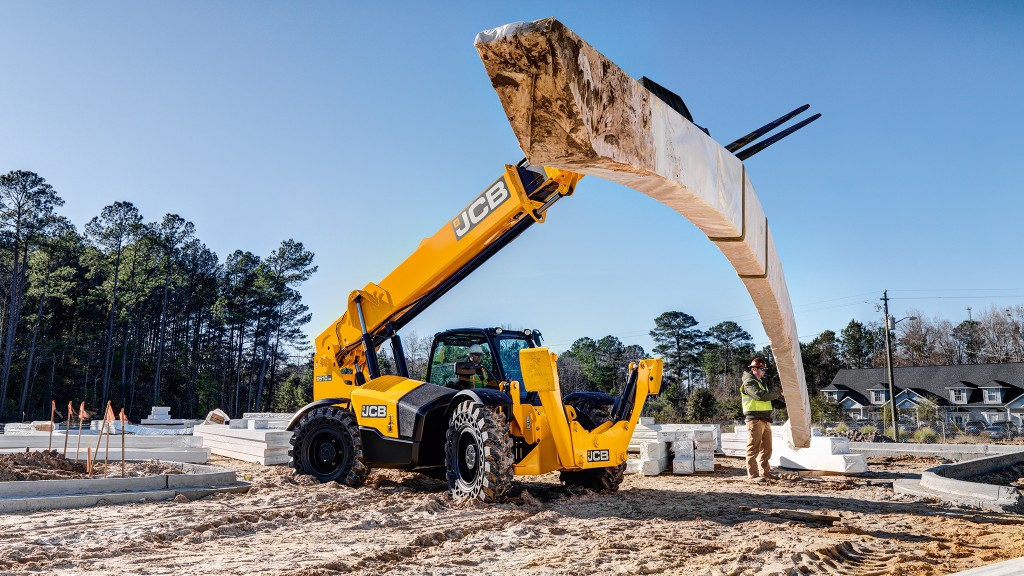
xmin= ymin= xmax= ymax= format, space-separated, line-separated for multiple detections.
xmin=2 ymin=1 xmax=1022 ymax=356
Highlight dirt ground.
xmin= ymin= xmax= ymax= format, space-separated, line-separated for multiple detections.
xmin=0 ymin=455 xmax=1022 ymax=576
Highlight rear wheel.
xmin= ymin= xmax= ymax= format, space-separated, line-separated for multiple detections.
xmin=289 ymin=406 xmax=369 ymax=486
xmin=445 ymin=401 xmax=513 ymax=502
xmin=560 ymin=399 xmax=625 ymax=491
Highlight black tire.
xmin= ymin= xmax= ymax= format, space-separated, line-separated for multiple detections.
xmin=445 ymin=401 xmax=513 ymax=502
xmin=560 ymin=399 xmax=625 ymax=491
xmin=289 ymin=405 xmax=369 ymax=486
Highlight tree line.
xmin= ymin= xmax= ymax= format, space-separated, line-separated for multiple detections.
xmin=551 ymin=306 xmax=1024 ymax=424
xmin=0 ymin=170 xmax=315 ymax=422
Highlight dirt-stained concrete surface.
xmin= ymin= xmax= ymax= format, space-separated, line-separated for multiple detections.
xmin=973 ymin=462 xmax=1024 ymax=489
xmin=1 ymin=455 xmax=1022 ymax=575
xmin=0 ymin=451 xmax=183 ymax=481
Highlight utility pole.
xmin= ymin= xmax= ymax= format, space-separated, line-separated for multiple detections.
xmin=882 ymin=290 xmax=899 ymax=442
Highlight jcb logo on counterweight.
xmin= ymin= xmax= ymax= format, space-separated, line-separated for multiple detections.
xmin=452 ymin=178 xmax=511 ymax=240
xmin=361 ymin=405 xmax=387 ymax=418
xmin=587 ymin=450 xmax=610 ymax=462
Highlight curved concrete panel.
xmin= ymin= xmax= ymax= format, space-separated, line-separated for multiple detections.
xmin=475 ymin=18 xmax=811 ymax=446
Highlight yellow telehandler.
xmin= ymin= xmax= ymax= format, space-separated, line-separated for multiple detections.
xmin=287 ymin=160 xmax=663 ymax=501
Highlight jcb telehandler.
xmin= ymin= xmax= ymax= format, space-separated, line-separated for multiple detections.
xmin=287 ymin=161 xmax=663 ymax=502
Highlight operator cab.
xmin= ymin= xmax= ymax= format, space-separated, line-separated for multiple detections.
xmin=425 ymin=327 xmax=542 ymax=395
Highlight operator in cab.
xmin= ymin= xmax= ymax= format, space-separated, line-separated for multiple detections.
xmin=459 ymin=344 xmax=499 ymax=389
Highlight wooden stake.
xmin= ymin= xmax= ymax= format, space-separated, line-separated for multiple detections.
xmin=87 ymin=447 xmax=92 ymax=476
xmin=75 ymin=402 xmax=84 ymax=462
xmin=48 ymin=400 xmax=55 ymax=451
xmin=63 ymin=401 xmax=72 ymax=458
xmin=105 ymin=421 xmax=111 ymax=473
xmin=120 ymin=409 xmax=126 ymax=478
xmin=89 ymin=408 xmax=107 ymax=474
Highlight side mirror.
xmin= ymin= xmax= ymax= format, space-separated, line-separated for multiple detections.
xmin=454 ymin=361 xmax=478 ymax=376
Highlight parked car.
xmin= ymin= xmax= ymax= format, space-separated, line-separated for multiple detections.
xmin=983 ymin=421 xmax=1019 ymax=440
xmin=964 ymin=420 xmax=988 ymax=435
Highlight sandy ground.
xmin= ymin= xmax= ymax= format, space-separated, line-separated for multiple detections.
xmin=0 ymin=455 xmax=1022 ymax=576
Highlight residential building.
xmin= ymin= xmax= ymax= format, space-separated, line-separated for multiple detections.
xmin=823 ymin=363 xmax=1024 ymax=429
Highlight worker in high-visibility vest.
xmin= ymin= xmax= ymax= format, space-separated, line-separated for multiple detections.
xmin=458 ymin=344 xmax=499 ymax=389
xmin=741 ymin=358 xmax=784 ymax=481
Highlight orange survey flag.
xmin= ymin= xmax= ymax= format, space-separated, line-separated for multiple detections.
xmin=105 ymin=403 xmax=116 ymax=424
xmin=78 ymin=401 xmax=88 ymax=422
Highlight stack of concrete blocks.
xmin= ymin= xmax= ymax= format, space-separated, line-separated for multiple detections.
xmin=140 ymin=406 xmax=203 ymax=430
xmin=671 ymin=432 xmax=694 ymax=474
xmin=626 ymin=419 xmax=721 ymax=475
xmin=692 ymin=428 xmax=717 ymax=472
xmin=193 ymin=412 xmax=294 ymax=465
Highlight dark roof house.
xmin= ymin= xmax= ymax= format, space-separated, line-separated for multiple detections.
xmin=824 ymin=363 xmax=1024 ymax=427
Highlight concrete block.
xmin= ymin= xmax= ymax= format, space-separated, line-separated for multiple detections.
xmin=638 ymin=417 xmax=655 ymax=426
xmin=672 ymin=459 xmax=694 ymax=474
xmin=640 ymin=456 xmax=669 ymax=476
xmin=694 ymin=439 xmax=717 ymax=451
xmin=807 ymin=435 xmax=850 ymax=454
xmin=692 ymin=430 xmax=715 ymax=442
xmin=639 ymin=441 xmax=667 ymax=460
xmin=694 ymin=455 xmax=715 ymax=472
xmin=671 ymin=440 xmax=693 ymax=456
xmin=625 ymin=459 xmax=641 ymax=474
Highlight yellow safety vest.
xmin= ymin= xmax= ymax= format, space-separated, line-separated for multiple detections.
xmin=741 ymin=378 xmax=774 ymax=414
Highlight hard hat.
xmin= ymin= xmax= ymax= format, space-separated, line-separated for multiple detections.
xmin=468 ymin=344 xmax=484 ymax=355
xmin=749 ymin=358 xmax=767 ymax=369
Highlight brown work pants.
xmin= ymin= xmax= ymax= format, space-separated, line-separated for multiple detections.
xmin=745 ymin=419 xmax=772 ymax=478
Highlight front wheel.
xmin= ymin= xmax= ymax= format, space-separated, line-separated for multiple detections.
xmin=445 ymin=401 xmax=513 ymax=502
xmin=289 ymin=406 xmax=369 ymax=486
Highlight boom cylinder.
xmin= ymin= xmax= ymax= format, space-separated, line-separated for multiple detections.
xmin=355 ymin=296 xmax=381 ymax=379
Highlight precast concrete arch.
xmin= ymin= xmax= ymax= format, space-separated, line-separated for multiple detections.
xmin=475 ymin=18 xmax=812 ymax=447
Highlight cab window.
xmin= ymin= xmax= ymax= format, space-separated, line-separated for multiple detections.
xmin=496 ymin=336 xmax=531 ymax=385
xmin=426 ymin=336 xmax=493 ymax=387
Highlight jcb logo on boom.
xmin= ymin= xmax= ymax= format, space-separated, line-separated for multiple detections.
xmin=361 ymin=405 xmax=387 ymax=418
xmin=587 ymin=450 xmax=610 ymax=463
xmin=452 ymin=178 xmax=511 ymax=240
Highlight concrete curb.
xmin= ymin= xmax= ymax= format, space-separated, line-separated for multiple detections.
xmin=0 ymin=462 xmax=249 ymax=512
xmin=893 ymin=450 xmax=1024 ymax=512
xmin=849 ymin=442 xmax=1024 ymax=461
